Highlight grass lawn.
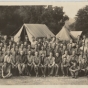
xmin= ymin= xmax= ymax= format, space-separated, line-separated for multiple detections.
xmin=0 ymin=76 xmax=88 ymax=85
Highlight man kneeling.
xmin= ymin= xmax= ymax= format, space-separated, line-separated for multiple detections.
xmin=69 ymin=61 xmax=80 ymax=79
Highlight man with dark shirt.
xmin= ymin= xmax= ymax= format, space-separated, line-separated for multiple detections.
xmin=54 ymin=52 xmax=61 ymax=76
xmin=33 ymin=51 xmax=40 ymax=77
xmin=17 ymin=50 xmax=27 ymax=75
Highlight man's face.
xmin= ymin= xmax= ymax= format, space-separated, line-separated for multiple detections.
xmin=24 ymin=42 xmax=27 ymax=45
xmin=72 ymin=51 xmax=75 ymax=55
xmin=35 ymin=52 xmax=38 ymax=56
xmin=41 ymin=46 xmax=44 ymax=50
xmin=7 ymin=50 xmax=10 ymax=55
xmin=39 ymin=39 xmax=41 ymax=42
xmin=18 ymin=37 xmax=21 ymax=41
xmin=56 ymin=53 xmax=59 ymax=57
xmin=65 ymin=51 xmax=68 ymax=55
xmin=4 ymin=36 xmax=7 ymax=40
xmin=11 ymin=37 xmax=14 ymax=41
xmin=63 ymin=45 xmax=66 ymax=49
xmin=70 ymin=39 xmax=72 ymax=43
xmin=13 ymin=44 xmax=15 ymax=47
xmin=83 ymin=35 xmax=86 ymax=39
xmin=20 ymin=51 xmax=23 ymax=55
xmin=42 ymin=53 xmax=45 ymax=57
xmin=73 ymin=63 xmax=76 ymax=66
xmin=35 ymin=44 xmax=37 ymax=49
xmin=77 ymin=35 xmax=80 ymax=39
xmin=28 ymin=51 xmax=31 ymax=55
xmin=28 ymin=45 xmax=31 ymax=48
xmin=0 ymin=51 xmax=2 ymax=55
xmin=21 ymin=44 xmax=24 ymax=47
xmin=52 ymin=37 xmax=55 ymax=41
xmin=9 ymin=41 xmax=12 ymax=45
xmin=76 ymin=45 xmax=78 ymax=48
xmin=50 ymin=52 xmax=53 ymax=57
xmin=4 ymin=44 xmax=7 ymax=48
xmin=56 ymin=45 xmax=59 ymax=49
xmin=25 ymin=36 xmax=28 ymax=40
xmin=0 ymin=43 xmax=3 ymax=46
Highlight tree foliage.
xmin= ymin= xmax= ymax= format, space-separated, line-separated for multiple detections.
xmin=0 ymin=6 xmax=69 ymax=36
xmin=75 ymin=5 xmax=88 ymax=34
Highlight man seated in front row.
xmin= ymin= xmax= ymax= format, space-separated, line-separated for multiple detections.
xmin=27 ymin=50 xmax=34 ymax=76
xmin=16 ymin=50 xmax=27 ymax=76
xmin=48 ymin=52 xmax=55 ymax=76
xmin=69 ymin=61 xmax=80 ymax=79
xmin=2 ymin=50 xmax=12 ymax=78
xmin=33 ymin=51 xmax=40 ymax=77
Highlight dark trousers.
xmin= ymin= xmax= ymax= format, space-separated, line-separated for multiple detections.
xmin=61 ymin=64 xmax=69 ymax=76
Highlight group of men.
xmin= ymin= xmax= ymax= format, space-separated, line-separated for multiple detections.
xmin=0 ymin=34 xmax=88 ymax=79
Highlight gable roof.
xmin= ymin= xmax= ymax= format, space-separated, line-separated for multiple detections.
xmin=14 ymin=24 xmax=55 ymax=42
xmin=24 ymin=24 xmax=55 ymax=38
xmin=70 ymin=31 xmax=82 ymax=38
xmin=56 ymin=26 xmax=75 ymax=41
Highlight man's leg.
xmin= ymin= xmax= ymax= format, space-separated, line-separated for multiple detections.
xmin=61 ymin=64 xmax=65 ymax=76
xmin=18 ymin=64 xmax=22 ymax=75
xmin=50 ymin=66 xmax=54 ymax=76
xmin=54 ymin=64 xmax=59 ymax=76
xmin=66 ymin=66 xmax=70 ymax=76
xmin=70 ymin=71 xmax=75 ymax=78
xmin=75 ymin=71 xmax=78 ymax=78
xmin=44 ymin=65 xmax=47 ymax=77
xmin=34 ymin=65 xmax=39 ymax=77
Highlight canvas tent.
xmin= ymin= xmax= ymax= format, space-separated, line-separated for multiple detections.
xmin=56 ymin=26 xmax=76 ymax=41
xmin=14 ymin=24 xmax=55 ymax=43
xmin=70 ymin=31 xmax=82 ymax=38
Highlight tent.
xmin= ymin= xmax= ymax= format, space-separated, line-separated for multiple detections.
xmin=56 ymin=26 xmax=76 ymax=41
xmin=14 ymin=24 xmax=55 ymax=43
xmin=70 ymin=31 xmax=82 ymax=38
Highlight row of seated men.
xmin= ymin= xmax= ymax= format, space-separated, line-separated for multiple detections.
xmin=1 ymin=49 xmax=88 ymax=79
xmin=0 ymin=35 xmax=88 ymax=79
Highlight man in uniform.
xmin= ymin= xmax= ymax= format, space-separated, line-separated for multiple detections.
xmin=27 ymin=50 xmax=33 ymax=76
xmin=48 ymin=52 xmax=55 ymax=76
xmin=33 ymin=51 xmax=40 ymax=77
xmin=54 ymin=52 xmax=61 ymax=76
xmin=70 ymin=50 xmax=79 ymax=66
xmin=16 ymin=50 xmax=27 ymax=75
xmin=61 ymin=50 xmax=70 ymax=76
xmin=69 ymin=61 xmax=80 ymax=78
xmin=2 ymin=50 xmax=12 ymax=78
xmin=2 ymin=35 xmax=8 ymax=45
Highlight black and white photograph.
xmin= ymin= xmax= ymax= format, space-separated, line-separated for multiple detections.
xmin=0 ymin=2 xmax=88 ymax=85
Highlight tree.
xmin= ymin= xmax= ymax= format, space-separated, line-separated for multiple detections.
xmin=75 ymin=5 xmax=88 ymax=34
xmin=0 ymin=5 xmax=69 ymax=36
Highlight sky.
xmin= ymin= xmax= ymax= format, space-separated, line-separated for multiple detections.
xmin=0 ymin=2 xmax=87 ymax=19
xmin=53 ymin=2 xmax=88 ymax=18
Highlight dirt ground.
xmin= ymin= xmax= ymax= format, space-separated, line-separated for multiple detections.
xmin=0 ymin=76 xmax=88 ymax=85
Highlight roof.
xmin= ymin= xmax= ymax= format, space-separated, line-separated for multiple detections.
xmin=56 ymin=26 xmax=76 ymax=41
xmin=24 ymin=24 xmax=55 ymax=37
xmin=70 ymin=31 xmax=82 ymax=38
